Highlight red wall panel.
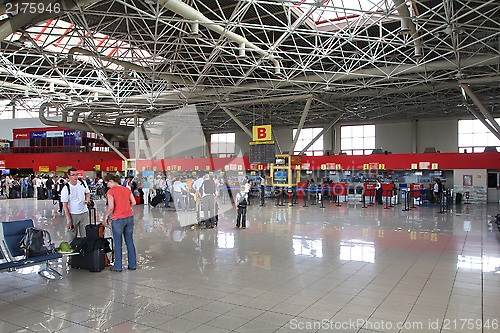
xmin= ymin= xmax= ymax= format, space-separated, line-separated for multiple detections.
xmin=2 ymin=152 xmax=123 ymax=172
xmin=2 ymin=151 xmax=500 ymax=172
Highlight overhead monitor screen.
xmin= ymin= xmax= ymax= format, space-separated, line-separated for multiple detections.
xmin=274 ymin=170 xmax=287 ymax=183
xmin=275 ymin=158 xmax=286 ymax=165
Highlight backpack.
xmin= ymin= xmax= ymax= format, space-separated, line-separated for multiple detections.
xmin=64 ymin=178 xmax=88 ymax=195
xmin=237 ymin=193 xmax=248 ymax=208
xmin=200 ymin=179 xmax=215 ymax=196
xmin=20 ymin=227 xmax=55 ymax=258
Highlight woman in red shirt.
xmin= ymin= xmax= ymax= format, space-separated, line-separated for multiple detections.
xmin=104 ymin=174 xmax=137 ymax=271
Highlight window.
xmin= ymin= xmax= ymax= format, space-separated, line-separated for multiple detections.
xmin=458 ymin=119 xmax=500 ymax=153
xmin=210 ymin=133 xmax=235 ymax=158
xmin=341 ymin=124 xmax=375 ymax=155
xmin=292 ymin=128 xmax=324 ymax=156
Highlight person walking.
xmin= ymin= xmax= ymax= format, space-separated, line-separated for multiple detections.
xmin=199 ymin=174 xmax=217 ymax=228
xmin=172 ymin=177 xmax=188 ymax=211
xmin=141 ymin=177 xmax=150 ymax=205
xmin=376 ymin=178 xmax=383 ymax=205
xmin=60 ymin=168 xmax=91 ymax=240
xmin=235 ymin=185 xmax=248 ymax=229
xmin=163 ymin=176 xmax=172 ymax=208
xmin=104 ymin=174 xmax=137 ymax=272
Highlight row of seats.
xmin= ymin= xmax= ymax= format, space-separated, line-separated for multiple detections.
xmin=0 ymin=219 xmax=62 ymax=279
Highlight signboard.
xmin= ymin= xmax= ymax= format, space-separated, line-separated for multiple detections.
xmin=14 ymin=133 xmax=29 ymax=139
xmin=77 ymin=170 xmax=84 ymax=178
xmin=47 ymin=131 xmax=64 ymax=137
xmin=39 ymin=166 xmax=49 ymax=172
xmin=252 ymin=125 xmax=272 ymax=141
xmin=0 ymin=160 xmax=5 ymax=169
xmin=249 ymin=141 xmax=275 ymax=164
xmin=64 ymin=130 xmax=81 ymax=137
xmin=30 ymin=131 xmax=46 ymax=139
xmin=419 ymin=162 xmax=430 ymax=169
xmin=290 ymin=155 xmax=302 ymax=165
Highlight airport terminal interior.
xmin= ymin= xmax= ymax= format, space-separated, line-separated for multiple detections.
xmin=0 ymin=195 xmax=499 ymax=333
xmin=1 ymin=0 xmax=500 ymax=332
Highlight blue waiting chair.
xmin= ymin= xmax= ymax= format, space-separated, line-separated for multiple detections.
xmin=0 ymin=219 xmax=62 ymax=279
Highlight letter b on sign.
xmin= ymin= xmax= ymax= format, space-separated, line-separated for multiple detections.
xmin=253 ymin=125 xmax=271 ymax=141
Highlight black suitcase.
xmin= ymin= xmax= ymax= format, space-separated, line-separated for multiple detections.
xmin=85 ymin=205 xmax=104 ymax=238
xmin=151 ymin=192 xmax=165 ymax=207
xmin=70 ymin=245 xmax=106 ymax=272
xmin=70 ymin=203 xmax=110 ymax=272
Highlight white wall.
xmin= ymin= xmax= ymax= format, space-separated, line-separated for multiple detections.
xmin=140 ymin=128 xmax=206 ymax=159
xmin=235 ymin=131 xmax=250 ymax=156
xmin=1 ymin=118 xmax=51 ymax=140
xmin=416 ymin=119 xmax=458 ymax=153
xmin=376 ymin=122 xmax=414 ymax=154
xmin=453 ymin=169 xmax=487 ymax=203
xmin=4 ymin=115 xmax=461 ymax=156
xmin=231 ymin=118 xmax=461 ymax=155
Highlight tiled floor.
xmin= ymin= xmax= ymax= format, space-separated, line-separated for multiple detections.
xmin=0 ymin=195 xmax=499 ymax=332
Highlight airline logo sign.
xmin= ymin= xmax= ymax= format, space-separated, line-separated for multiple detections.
xmin=253 ymin=125 xmax=272 ymax=141
xmin=47 ymin=131 xmax=64 ymax=137
xmin=14 ymin=133 xmax=29 ymax=139
xmin=64 ymin=130 xmax=81 ymax=137
xmin=0 ymin=160 xmax=5 ymax=169
xmin=30 ymin=131 xmax=46 ymax=139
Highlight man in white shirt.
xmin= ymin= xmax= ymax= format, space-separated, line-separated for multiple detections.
xmin=172 ymin=177 xmax=188 ymax=211
xmin=60 ymin=168 xmax=90 ymax=240
xmin=34 ymin=176 xmax=42 ymax=199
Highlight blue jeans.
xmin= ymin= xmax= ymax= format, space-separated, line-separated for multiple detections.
xmin=165 ymin=190 xmax=171 ymax=207
xmin=111 ymin=216 xmax=137 ymax=270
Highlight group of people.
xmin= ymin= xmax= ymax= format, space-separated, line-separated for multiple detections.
xmin=62 ymin=168 xmax=136 ymax=272
xmin=145 ymin=173 xmax=254 ymax=229
xmin=3 ymin=171 xmax=258 ymax=271
xmin=1 ymin=174 xmax=58 ymax=199
xmin=0 ymin=174 xmax=109 ymax=202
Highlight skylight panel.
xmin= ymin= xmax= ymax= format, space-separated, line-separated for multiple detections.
xmin=294 ymin=0 xmax=394 ymax=31
xmin=6 ymin=19 xmax=164 ymax=70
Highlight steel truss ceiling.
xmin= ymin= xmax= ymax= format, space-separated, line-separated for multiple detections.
xmin=0 ymin=0 xmax=499 ymax=133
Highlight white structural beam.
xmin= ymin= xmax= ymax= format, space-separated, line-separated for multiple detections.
xmin=289 ymin=97 xmax=313 ymax=153
xmin=460 ymin=83 xmax=500 ymax=138
xmin=221 ymin=106 xmax=253 ymax=138
xmin=299 ymin=113 xmax=344 ymax=155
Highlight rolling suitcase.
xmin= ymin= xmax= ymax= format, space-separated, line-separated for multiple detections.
xmin=70 ymin=203 xmax=112 ymax=272
xmin=151 ymin=192 xmax=165 ymax=207
xmin=70 ymin=237 xmax=106 ymax=272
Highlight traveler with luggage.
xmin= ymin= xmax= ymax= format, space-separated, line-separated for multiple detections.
xmin=104 ymin=174 xmax=137 ymax=272
xmin=60 ymin=168 xmax=91 ymax=240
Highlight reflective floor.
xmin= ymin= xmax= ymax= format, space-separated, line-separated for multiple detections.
xmin=0 ymin=196 xmax=499 ymax=332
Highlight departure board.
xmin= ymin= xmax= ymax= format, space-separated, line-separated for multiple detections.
xmin=249 ymin=141 xmax=275 ymax=164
